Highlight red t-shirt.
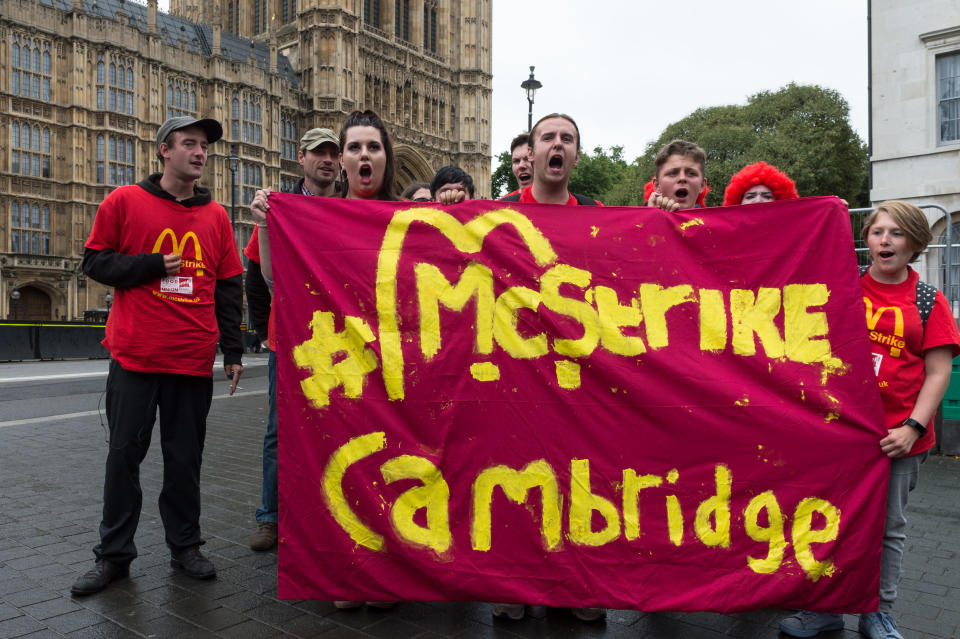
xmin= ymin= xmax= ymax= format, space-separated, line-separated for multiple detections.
xmin=86 ymin=185 xmax=243 ymax=376
xmin=515 ymin=185 xmax=604 ymax=206
xmin=861 ymin=267 xmax=960 ymax=455
xmin=244 ymin=225 xmax=276 ymax=350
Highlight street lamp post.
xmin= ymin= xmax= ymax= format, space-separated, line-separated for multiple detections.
xmin=105 ymin=292 xmax=113 ymax=317
xmin=226 ymin=145 xmax=241 ymax=247
xmin=520 ymin=65 xmax=542 ymax=132
xmin=10 ymin=289 xmax=20 ymax=320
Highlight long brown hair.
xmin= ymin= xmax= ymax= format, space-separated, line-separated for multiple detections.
xmin=338 ymin=110 xmax=397 ymax=200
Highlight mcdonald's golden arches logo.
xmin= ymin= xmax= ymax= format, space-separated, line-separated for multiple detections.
xmin=152 ymin=228 xmax=205 ymax=276
xmin=863 ymin=297 xmax=904 ymax=358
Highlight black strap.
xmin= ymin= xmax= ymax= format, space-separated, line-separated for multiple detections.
xmin=860 ymin=264 xmax=936 ymax=327
xmin=916 ymin=280 xmax=937 ymax=326
xmin=499 ymin=192 xmax=520 ymax=202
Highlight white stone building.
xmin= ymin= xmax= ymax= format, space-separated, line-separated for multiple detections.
xmin=869 ymin=0 xmax=960 ymax=303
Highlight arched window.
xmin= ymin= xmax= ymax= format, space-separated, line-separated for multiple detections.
xmin=165 ymin=77 xmax=198 ymax=119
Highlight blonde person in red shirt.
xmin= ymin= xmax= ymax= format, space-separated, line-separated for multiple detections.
xmin=780 ymin=201 xmax=960 ymax=639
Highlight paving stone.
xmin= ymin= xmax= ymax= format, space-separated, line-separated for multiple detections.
xmin=20 ymin=595 xmax=83 ymax=620
xmin=0 ymin=602 xmax=22 ymax=621
xmin=0 ymin=614 xmax=46 ymax=637
xmin=18 ymin=630 xmax=66 ymax=639
xmin=42 ymin=608 xmax=109 ymax=634
xmin=212 ymin=617 xmax=284 ymax=638
xmin=2 ymin=588 xmax=61 ymax=607
xmin=67 ymin=619 xmax=141 ymax=639
xmin=188 ymin=605 xmax=248 ymax=631
xmin=277 ymin=613 xmax=338 ymax=638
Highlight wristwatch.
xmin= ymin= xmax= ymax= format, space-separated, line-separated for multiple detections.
xmin=903 ymin=418 xmax=928 ymax=437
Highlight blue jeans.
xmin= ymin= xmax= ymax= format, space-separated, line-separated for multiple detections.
xmin=255 ymin=350 xmax=278 ymax=523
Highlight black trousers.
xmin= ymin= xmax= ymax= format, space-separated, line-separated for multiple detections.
xmin=93 ymin=360 xmax=213 ymax=564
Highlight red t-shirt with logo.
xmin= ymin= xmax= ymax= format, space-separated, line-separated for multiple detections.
xmin=86 ymin=185 xmax=243 ymax=376
xmin=244 ymin=225 xmax=276 ymax=351
xmin=861 ymin=267 xmax=960 ymax=455
xmin=515 ymin=185 xmax=604 ymax=206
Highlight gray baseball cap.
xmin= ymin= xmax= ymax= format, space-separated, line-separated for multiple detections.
xmin=300 ymin=128 xmax=340 ymax=152
xmin=156 ymin=116 xmax=223 ymax=147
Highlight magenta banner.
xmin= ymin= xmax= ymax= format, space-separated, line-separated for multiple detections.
xmin=270 ymin=195 xmax=887 ymax=612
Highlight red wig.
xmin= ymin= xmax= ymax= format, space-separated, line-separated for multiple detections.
xmin=642 ymin=179 xmax=710 ymax=207
xmin=722 ymin=162 xmax=798 ymax=206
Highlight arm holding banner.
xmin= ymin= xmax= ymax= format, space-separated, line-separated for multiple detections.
xmin=880 ymin=345 xmax=953 ymax=457
xmin=250 ymin=191 xmax=273 ymax=284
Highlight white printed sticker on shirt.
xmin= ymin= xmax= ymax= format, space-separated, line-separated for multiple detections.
xmin=872 ymin=352 xmax=883 ymax=377
xmin=160 ymin=276 xmax=194 ymax=295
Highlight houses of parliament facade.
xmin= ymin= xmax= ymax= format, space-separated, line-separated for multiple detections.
xmin=0 ymin=0 xmax=491 ymax=321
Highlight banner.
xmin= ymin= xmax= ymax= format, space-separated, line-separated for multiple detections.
xmin=271 ymin=195 xmax=888 ymax=613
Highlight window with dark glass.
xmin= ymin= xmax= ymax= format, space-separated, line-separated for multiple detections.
xmin=10 ymin=201 xmax=51 ymax=255
xmin=11 ymin=34 xmax=51 ymax=101
xmin=11 ymin=121 xmax=51 ymax=178
xmin=939 ymin=52 xmax=960 ymax=144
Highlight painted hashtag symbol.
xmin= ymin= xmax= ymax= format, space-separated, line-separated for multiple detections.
xmin=293 ymin=311 xmax=379 ymax=408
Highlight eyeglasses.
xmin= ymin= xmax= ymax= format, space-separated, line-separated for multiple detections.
xmin=413 ymin=197 xmax=432 ymax=202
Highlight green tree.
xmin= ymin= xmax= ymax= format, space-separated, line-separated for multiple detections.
xmin=490 ymin=151 xmax=516 ymax=199
xmin=605 ymin=84 xmax=869 ymax=207
xmin=568 ymin=145 xmax=629 ymax=202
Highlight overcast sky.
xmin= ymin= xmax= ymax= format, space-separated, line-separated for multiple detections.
xmin=490 ymin=0 xmax=869 ymax=161
xmin=157 ymin=0 xmax=869 ymax=163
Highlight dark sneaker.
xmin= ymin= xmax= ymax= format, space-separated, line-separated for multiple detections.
xmin=859 ymin=612 xmax=903 ymax=639
xmin=170 ymin=546 xmax=216 ymax=579
xmin=249 ymin=522 xmax=278 ymax=551
xmin=779 ymin=610 xmax=844 ymax=637
xmin=70 ymin=559 xmax=129 ymax=596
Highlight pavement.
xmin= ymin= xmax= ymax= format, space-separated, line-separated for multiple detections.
xmin=1 ymin=356 xmax=959 ymax=639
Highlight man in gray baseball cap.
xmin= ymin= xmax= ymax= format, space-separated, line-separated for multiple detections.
xmin=156 ymin=116 xmax=223 ymax=148
xmin=245 ymin=125 xmax=340 ymax=552
xmin=72 ymin=113 xmax=243 ymax=596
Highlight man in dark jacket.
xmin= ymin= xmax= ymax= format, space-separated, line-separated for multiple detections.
xmin=245 ymin=127 xmax=341 ymax=551
xmin=72 ymin=116 xmax=244 ymax=595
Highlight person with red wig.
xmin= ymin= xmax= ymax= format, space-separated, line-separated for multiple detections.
xmin=722 ymin=161 xmax=799 ymax=206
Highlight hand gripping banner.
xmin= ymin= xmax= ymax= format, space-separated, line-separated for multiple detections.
xmin=271 ymin=195 xmax=888 ymax=613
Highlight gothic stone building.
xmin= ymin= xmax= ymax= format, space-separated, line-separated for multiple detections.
xmin=0 ymin=0 xmax=491 ymax=321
